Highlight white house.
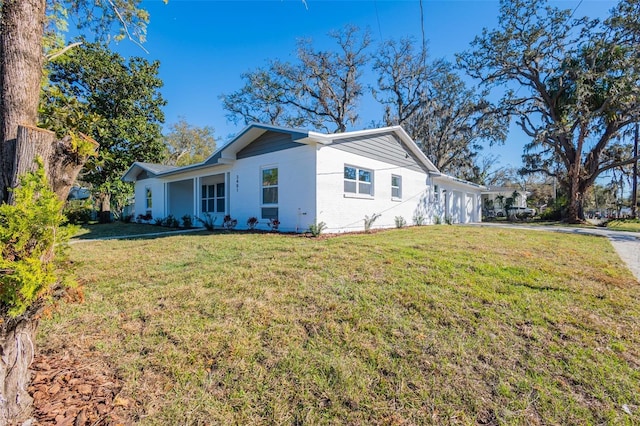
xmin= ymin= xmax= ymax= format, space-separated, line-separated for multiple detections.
xmin=481 ymin=186 xmax=530 ymax=217
xmin=122 ymin=123 xmax=485 ymax=233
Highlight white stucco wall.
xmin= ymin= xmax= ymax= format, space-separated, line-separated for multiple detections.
xmin=229 ymin=144 xmax=317 ymax=232
xmin=315 ymin=145 xmax=433 ymax=232
xmin=134 ymin=178 xmax=165 ymax=220
xmin=432 ymin=177 xmax=483 ymax=224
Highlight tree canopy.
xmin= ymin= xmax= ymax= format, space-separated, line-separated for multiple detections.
xmin=374 ymin=38 xmax=507 ymax=180
xmin=42 ymin=41 xmax=166 ymax=220
xmin=162 ymin=118 xmax=217 ymax=166
xmin=221 ymin=25 xmax=371 ymax=133
xmin=458 ymin=0 xmax=640 ymax=222
xmin=222 ymin=29 xmax=505 ymax=181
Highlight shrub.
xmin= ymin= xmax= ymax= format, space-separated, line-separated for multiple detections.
xmin=197 ymin=213 xmax=217 ymax=231
xmin=0 ymin=162 xmax=72 ymax=316
xmin=122 ymin=214 xmax=134 ymax=223
xmin=247 ymin=216 xmax=259 ymax=230
xmin=182 ymin=215 xmax=193 ymax=229
xmin=539 ymin=206 xmax=563 ymax=221
xmin=137 ymin=213 xmax=152 ymax=223
xmin=433 ymin=215 xmax=442 ymax=225
xmin=308 ymin=221 xmax=327 ymax=237
xmin=364 ymin=213 xmax=381 ymax=232
xmin=268 ymin=218 xmax=280 ymax=231
xmin=153 ymin=217 xmax=164 ymax=226
xmin=223 ymin=215 xmax=238 ymax=230
xmin=63 ymin=199 xmax=93 ymax=225
xmin=164 ymin=215 xmax=179 ymax=228
xmin=394 ymin=216 xmax=407 ymax=228
xmin=413 ymin=214 xmax=426 ymax=226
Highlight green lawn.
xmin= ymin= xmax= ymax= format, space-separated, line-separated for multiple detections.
xmin=607 ymin=219 xmax=640 ymax=233
xmin=71 ymin=221 xmax=203 ymax=240
xmin=41 ymin=225 xmax=640 ymax=424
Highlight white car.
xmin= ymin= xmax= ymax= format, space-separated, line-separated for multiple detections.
xmin=508 ymin=206 xmax=536 ymax=217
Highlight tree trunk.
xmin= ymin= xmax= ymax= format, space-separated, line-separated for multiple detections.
xmin=98 ymin=193 xmax=112 ymax=223
xmin=12 ymin=125 xmax=98 ymax=203
xmin=0 ymin=307 xmax=39 ymax=424
xmin=0 ymin=0 xmax=46 ymax=203
xmin=633 ymin=123 xmax=638 ymax=219
xmin=0 ymin=1 xmax=47 ymax=423
xmin=566 ymin=166 xmax=583 ymax=224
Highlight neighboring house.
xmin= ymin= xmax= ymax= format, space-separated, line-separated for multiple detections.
xmin=67 ymin=186 xmax=91 ymax=201
xmin=482 ymin=186 xmax=529 ymax=217
xmin=122 ymin=123 xmax=485 ymax=233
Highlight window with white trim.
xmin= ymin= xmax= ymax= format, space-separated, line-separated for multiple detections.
xmin=145 ymin=187 xmax=152 ymax=212
xmin=261 ymin=167 xmax=278 ymax=219
xmin=391 ymin=175 xmax=402 ymax=199
xmin=344 ymin=165 xmax=373 ymax=196
xmin=202 ymin=183 xmax=225 ymax=213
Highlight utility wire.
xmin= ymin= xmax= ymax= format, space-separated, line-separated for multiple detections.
xmin=374 ymin=0 xmax=383 ymax=41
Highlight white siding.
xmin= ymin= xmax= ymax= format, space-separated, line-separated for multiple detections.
xmin=315 ymin=145 xmax=430 ymax=232
xmin=229 ymin=144 xmax=317 ymax=232
xmin=432 ymin=177 xmax=484 ymax=224
xmin=134 ymin=178 xmax=165 ymax=220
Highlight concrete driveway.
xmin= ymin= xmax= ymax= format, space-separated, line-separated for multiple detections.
xmin=467 ymin=222 xmax=640 ymax=282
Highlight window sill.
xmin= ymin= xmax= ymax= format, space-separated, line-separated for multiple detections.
xmin=344 ymin=193 xmax=374 ymax=200
xmin=391 ymin=197 xmax=402 ymax=202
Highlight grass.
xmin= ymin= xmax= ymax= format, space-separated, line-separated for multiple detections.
xmin=71 ymin=221 xmax=202 ymax=240
xmin=40 ymin=225 xmax=640 ymax=424
xmin=607 ymin=219 xmax=640 ymax=233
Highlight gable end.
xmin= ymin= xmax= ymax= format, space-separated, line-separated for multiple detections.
xmin=330 ymin=133 xmax=426 ymax=173
xmin=236 ymin=130 xmax=306 ymax=159
xmin=136 ymin=170 xmax=152 ymax=180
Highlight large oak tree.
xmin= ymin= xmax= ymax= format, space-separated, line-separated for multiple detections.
xmin=221 ymin=25 xmax=371 ymax=133
xmin=374 ymin=38 xmax=508 ymax=180
xmin=459 ymin=0 xmax=640 ymax=222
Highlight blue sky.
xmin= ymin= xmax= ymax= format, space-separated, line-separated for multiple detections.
xmin=107 ymin=0 xmax=616 ymax=170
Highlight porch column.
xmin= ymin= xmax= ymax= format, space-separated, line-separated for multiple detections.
xmin=226 ymin=172 xmax=231 ymax=215
xmin=193 ymin=177 xmax=200 ymax=218
xmin=163 ymin=182 xmax=168 ymax=218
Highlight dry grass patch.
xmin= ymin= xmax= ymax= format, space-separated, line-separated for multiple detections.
xmin=39 ymin=226 xmax=640 ymax=424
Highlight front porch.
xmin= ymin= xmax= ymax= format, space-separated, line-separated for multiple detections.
xmin=165 ymin=173 xmax=229 ymax=224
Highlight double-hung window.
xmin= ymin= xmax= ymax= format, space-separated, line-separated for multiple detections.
xmin=344 ymin=165 xmax=373 ymax=196
xmin=202 ymin=183 xmax=225 ymax=213
xmin=261 ymin=167 xmax=278 ymax=219
xmin=391 ymin=175 xmax=402 ymax=199
xmin=145 ymin=187 xmax=152 ymax=213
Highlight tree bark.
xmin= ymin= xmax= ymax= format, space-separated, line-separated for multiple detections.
xmin=566 ymin=165 xmax=583 ymax=223
xmin=633 ymin=123 xmax=638 ymax=219
xmin=0 ymin=0 xmax=46 ymax=202
xmin=11 ymin=126 xmax=98 ymax=203
xmin=97 ymin=193 xmax=112 ymax=223
xmin=1 ymin=126 xmax=96 ymax=424
xmin=0 ymin=307 xmax=39 ymax=425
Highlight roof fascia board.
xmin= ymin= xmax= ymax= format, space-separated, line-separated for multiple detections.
xmin=434 ymin=173 xmax=487 ymax=190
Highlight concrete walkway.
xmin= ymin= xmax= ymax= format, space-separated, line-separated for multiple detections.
xmin=467 ymin=222 xmax=640 ymax=282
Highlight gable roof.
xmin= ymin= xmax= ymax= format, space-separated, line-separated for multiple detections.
xmin=122 ymin=123 xmax=441 ymax=182
xmin=122 ymin=162 xmax=179 ymax=182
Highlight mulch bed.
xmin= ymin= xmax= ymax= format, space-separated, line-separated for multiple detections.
xmin=29 ymin=352 xmax=132 ymax=425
